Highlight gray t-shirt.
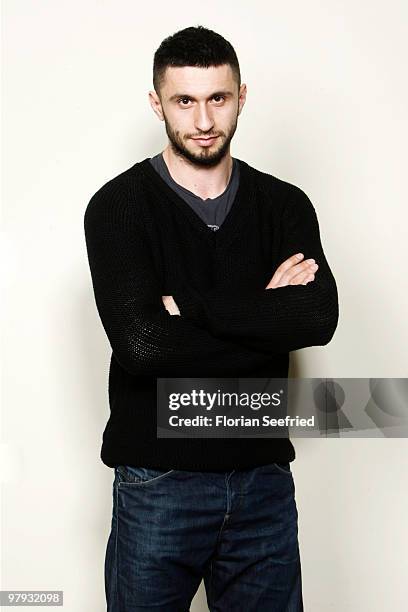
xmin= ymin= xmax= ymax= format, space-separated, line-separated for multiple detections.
xmin=149 ymin=153 xmax=240 ymax=232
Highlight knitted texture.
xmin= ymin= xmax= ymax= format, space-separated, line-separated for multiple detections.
xmin=84 ymin=157 xmax=339 ymax=470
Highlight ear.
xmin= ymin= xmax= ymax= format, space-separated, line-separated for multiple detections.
xmin=148 ymin=90 xmax=164 ymax=121
xmin=238 ymin=83 xmax=247 ymax=116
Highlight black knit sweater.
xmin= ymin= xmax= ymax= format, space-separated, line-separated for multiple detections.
xmin=84 ymin=156 xmax=339 ymax=471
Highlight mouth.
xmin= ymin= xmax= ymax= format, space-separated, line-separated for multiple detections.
xmin=191 ymin=136 xmax=219 ymax=146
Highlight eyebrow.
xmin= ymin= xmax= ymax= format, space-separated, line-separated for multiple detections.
xmin=168 ymin=90 xmax=234 ymax=102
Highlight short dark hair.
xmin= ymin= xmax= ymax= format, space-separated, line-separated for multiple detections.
xmin=153 ymin=25 xmax=241 ymax=99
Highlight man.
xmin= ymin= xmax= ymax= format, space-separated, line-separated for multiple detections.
xmin=84 ymin=25 xmax=338 ymax=612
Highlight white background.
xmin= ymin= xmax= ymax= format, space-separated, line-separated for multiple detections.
xmin=2 ymin=0 xmax=408 ymax=610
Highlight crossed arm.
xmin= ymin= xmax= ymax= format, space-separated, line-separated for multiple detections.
xmin=84 ymin=181 xmax=338 ymax=377
xmin=163 ymin=252 xmax=319 ymax=312
xmin=164 ymin=185 xmax=339 ymax=355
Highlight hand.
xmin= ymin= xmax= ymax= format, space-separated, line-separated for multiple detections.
xmin=162 ymin=295 xmax=181 ymax=315
xmin=265 ymin=253 xmax=319 ymax=289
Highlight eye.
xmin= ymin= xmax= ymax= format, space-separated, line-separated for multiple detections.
xmin=212 ymin=95 xmax=225 ymax=103
xmin=178 ymin=96 xmax=191 ymax=106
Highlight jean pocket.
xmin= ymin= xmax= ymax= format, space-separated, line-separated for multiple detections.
xmin=272 ymin=462 xmax=292 ymax=475
xmin=115 ymin=465 xmax=175 ymax=486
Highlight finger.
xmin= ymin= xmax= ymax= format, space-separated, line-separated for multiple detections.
xmin=267 ymin=259 xmax=317 ymax=288
xmin=293 ymin=272 xmax=315 ymax=286
xmin=281 ymin=262 xmax=318 ymax=286
xmin=267 ymin=272 xmax=313 ymax=289
xmin=266 ymin=255 xmax=305 ymax=288
xmin=271 ymin=253 xmax=304 ymax=285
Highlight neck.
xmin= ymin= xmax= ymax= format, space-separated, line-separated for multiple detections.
xmin=162 ymin=146 xmax=233 ymax=200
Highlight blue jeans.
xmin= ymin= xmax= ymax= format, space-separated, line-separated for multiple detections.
xmin=105 ymin=462 xmax=303 ymax=611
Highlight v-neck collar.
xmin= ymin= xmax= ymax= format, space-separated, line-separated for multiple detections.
xmin=137 ymin=156 xmax=253 ymax=249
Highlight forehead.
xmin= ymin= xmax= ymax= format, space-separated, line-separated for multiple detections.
xmin=162 ymin=64 xmax=235 ymax=96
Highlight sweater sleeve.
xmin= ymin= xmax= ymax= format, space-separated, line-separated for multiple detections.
xmin=172 ymin=184 xmax=339 ymax=355
xmin=83 ymin=180 xmax=280 ymax=378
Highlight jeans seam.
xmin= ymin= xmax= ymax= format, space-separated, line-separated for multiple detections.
xmin=118 ymin=469 xmax=175 ymax=486
xmin=208 ymin=471 xmax=235 ymax=607
xmin=114 ymin=479 xmax=119 ymax=608
xmin=273 ymin=462 xmax=292 ymax=475
xmin=209 ymin=557 xmax=213 ymax=606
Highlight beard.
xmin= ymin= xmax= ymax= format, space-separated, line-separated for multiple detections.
xmin=162 ymin=110 xmax=239 ymax=167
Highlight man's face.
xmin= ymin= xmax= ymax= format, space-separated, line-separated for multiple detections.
xmin=150 ymin=64 xmax=247 ymax=167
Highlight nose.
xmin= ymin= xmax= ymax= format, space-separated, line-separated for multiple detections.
xmin=194 ymin=103 xmax=214 ymax=134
